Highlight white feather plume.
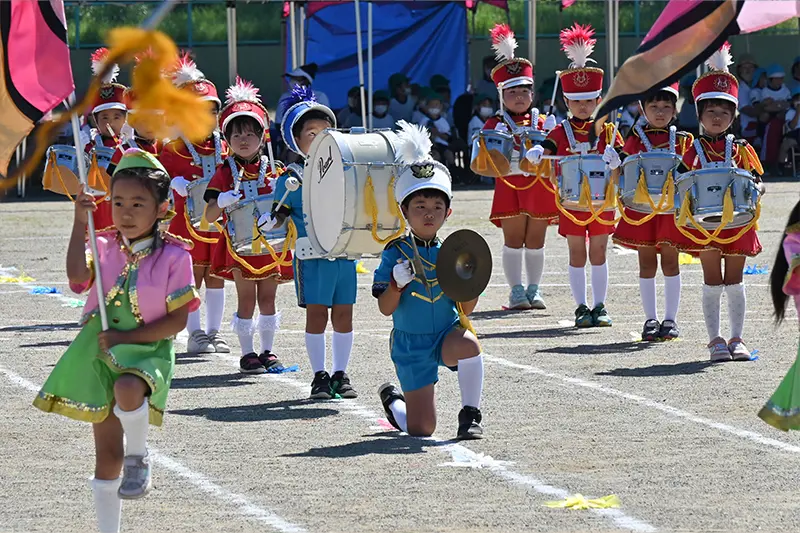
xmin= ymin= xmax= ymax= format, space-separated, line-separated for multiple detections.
xmin=225 ymin=77 xmax=261 ymax=105
xmin=90 ymin=48 xmax=119 ymax=84
xmin=395 ymin=120 xmax=432 ymax=165
xmin=172 ymin=56 xmax=206 ymax=88
xmin=705 ymin=43 xmax=733 ymax=72
xmin=490 ymin=24 xmax=517 ymax=63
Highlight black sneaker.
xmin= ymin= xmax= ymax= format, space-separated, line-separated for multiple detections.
xmin=330 ymin=371 xmax=358 ymax=398
xmin=258 ymin=350 xmax=284 ymax=372
xmin=574 ymin=304 xmax=593 ymax=328
xmin=457 ymin=406 xmax=483 ymax=440
xmin=239 ymin=353 xmax=266 ymax=374
xmin=377 ymin=382 xmax=405 ymax=431
xmin=591 ymin=303 xmax=612 ymax=327
xmin=641 ymin=319 xmax=661 ymax=342
xmin=310 ymin=371 xmax=332 ymax=399
xmin=658 ymin=319 xmax=680 ymax=340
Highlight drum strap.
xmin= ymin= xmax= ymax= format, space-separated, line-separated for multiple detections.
xmin=634 ymin=124 xmax=654 ymax=152
xmin=693 ymin=136 xmax=735 ymax=169
xmin=502 ymin=108 xmax=542 ymax=136
xmin=229 ymin=155 xmax=270 ymax=194
xmin=669 ymin=126 xmax=677 ymax=153
xmin=181 ymin=131 xmax=223 ymax=168
xmin=725 ymin=134 xmax=734 ymax=166
xmin=563 ymin=119 xmax=592 ymax=154
xmin=693 ymin=139 xmax=710 ymax=168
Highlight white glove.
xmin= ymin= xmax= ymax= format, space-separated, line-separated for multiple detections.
xmin=392 ymin=260 xmax=414 ymax=289
xmin=170 ymin=176 xmax=189 ymax=197
xmin=494 ymin=123 xmax=509 ymax=133
xmin=216 ymin=189 xmax=242 ymax=209
xmin=257 ymin=212 xmax=277 ymax=232
xmin=543 ymin=114 xmax=558 ymax=132
xmin=525 ymin=144 xmax=544 ymax=164
xmin=121 ymin=123 xmax=135 ymax=142
xmin=602 ymin=146 xmax=621 ymax=170
xmin=78 ymin=128 xmax=91 ymax=149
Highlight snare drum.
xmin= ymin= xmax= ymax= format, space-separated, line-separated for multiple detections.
xmin=302 ymin=128 xmax=402 ymax=258
xmin=674 ymin=167 xmax=759 ymax=230
xmin=225 ymin=194 xmax=287 ymax=256
xmin=517 ymin=129 xmax=547 ymax=175
xmin=470 ymin=129 xmax=513 ymax=177
xmin=43 ymin=145 xmax=88 ymax=196
xmin=558 ymin=154 xmax=613 ymax=212
xmin=185 ymin=178 xmax=221 ymax=232
xmin=94 ymin=146 xmax=115 ymax=170
xmin=619 ymin=152 xmax=682 ymax=213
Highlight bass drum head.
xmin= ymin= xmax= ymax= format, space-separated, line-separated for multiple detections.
xmin=304 ymin=130 xmax=346 ymax=255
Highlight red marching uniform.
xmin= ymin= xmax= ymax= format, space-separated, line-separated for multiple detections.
xmin=486 ymin=112 xmax=557 ymax=226
xmin=160 ymin=136 xmax=228 ymax=267
xmin=204 ymin=159 xmax=294 ymax=282
xmin=84 ymin=135 xmax=119 ymax=233
xmin=613 ymin=125 xmax=694 ymax=250
xmin=676 ymin=134 xmax=763 ymax=256
xmin=541 ymin=118 xmax=623 ymax=237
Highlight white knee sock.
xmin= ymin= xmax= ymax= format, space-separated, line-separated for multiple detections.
xmin=257 ymin=312 xmax=280 ymax=353
xmin=113 ymin=399 xmax=149 ymax=456
xmin=332 ymin=331 xmax=353 ymax=373
xmin=389 ymin=398 xmax=409 ymax=433
xmin=664 ymin=274 xmax=681 ymax=322
xmin=726 ymin=283 xmax=747 ymax=339
xmin=524 ymin=247 xmax=545 ymax=286
xmin=458 ymin=354 xmax=484 ymax=409
xmin=91 ymin=477 xmax=122 ymax=533
xmin=187 ymin=309 xmax=202 ymax=333
xmin=568 ymin=266 xmax=587 ymax=306
xmin=305 ymin=332 xmax=326 ymax=373
xmin=591 ymin=263 xmax=609 ymax=307
xmin=639 ymin=277 xmax=658 ymax=321
xmin=232 ymin=313 xmax=255 ymax=355
xmin=502 ymin=246 xmax=524 ymax=287
xmin=205 ymin=288 xmax=225 ymax=333
xmin=702 ymin=284 xmax=724 ymax=341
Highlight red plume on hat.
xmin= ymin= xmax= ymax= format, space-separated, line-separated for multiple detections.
xmin=489 ymin=24 xmax=533 ymax=90
xmin=557 ymin=23 xmax=604 ymax=100
xmin=219 ymin=76 xmax=268 ymax=133
xmin=90 ymin=47 xmax=127 ymax=115
xmin=91 ymin=47 xmax=120 ymax=84
xmin=171 ymin=52 xmax=221 ymax=108
xmin=692 ymin=42 xmax=739 ymax=106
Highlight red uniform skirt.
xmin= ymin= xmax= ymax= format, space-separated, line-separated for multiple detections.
xmin=168 ymin=205 xmax=220 ymax=266
xmin=91 ymin=196 xmax=115 ymax=233
xmin=211 ymin=230 xmax=294 ymax=282
xmin=490 ymin=175 xmax=558 ymax=227
xmin=558 ymin=209 xmax=616 ymax=238
xmin=613 ymin=210 xmax=694 ymax=250
xmin=671 ymin=224 xmax=762 ymax=257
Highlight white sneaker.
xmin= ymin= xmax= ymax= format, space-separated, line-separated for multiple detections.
xmin=728 ymin=339 xmax=752 ymax=361
xmin=207 ymin=330 xmax=230 ymax=353
xmin=187 ymin=329 xmax=214 ymax=354
xmin=118 ymin=452 xmax=152 ymax=500
xmin=708 ymin=338 xmax=732 ymax=362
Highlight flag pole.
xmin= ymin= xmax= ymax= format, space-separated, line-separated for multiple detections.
xmin=355 ymin=0 xmax=368 ymax=128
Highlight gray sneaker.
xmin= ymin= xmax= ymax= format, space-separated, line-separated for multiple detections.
xmin=508 ymin=285 xmax=531 ymax=310
xmin=187 ymin=329 xmax=214 ymax=354
xmin=118 ymin=453 xmax=152 ymax=499
xmin=206 ymin=330 xmax=230 ymax=353
xmin=525 ymin=284 xmax=546 ymax=309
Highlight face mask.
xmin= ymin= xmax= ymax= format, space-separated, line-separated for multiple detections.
xmin=374 ymin=104 xmax=388 ymax=115
xmin=348 ymin=98 xmax=357 ymax=108
xmin=479 ymin=106 xmax=494 ymax=118
xmin=428 ymin=108 xmax=441 ymax=118
xmin=404 ymin=87 xmax=412 ymax=96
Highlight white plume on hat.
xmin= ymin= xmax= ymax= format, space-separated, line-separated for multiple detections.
xmin=395 ymin=120 xmax=433 ymax=165
xmin=393 ymin=120 xmax=453 ymax=204
xmin=225 ymin=76 xmax=261 ymax=106
xmin=490 ymin=24 xmax=517 ymax=63
xmin=705 ymin=42 xmax=733 ymax=73
xmin=90 ymin=48 xmax=119 ymax=84
xmin=172 ymin=53 xmax=206 ymax=88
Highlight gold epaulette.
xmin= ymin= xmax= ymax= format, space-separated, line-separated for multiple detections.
xmin=160 ymin=230 xmax=195 ymax=251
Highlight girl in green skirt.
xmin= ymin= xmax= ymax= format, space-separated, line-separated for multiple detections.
xmin=33 ymin=150 xmax=199 ymax=532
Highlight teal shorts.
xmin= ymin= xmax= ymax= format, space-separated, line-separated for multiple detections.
xmin=293 ymin=257 xmax=357 ymax=308
xmin=389 ymin=320 xmax=459 ymax=392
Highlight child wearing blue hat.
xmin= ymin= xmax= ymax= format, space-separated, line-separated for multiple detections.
xmin=761 ymin=64 xmax=792 ymax=170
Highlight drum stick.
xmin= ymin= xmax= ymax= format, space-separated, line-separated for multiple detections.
xmin=547 ymin=72 xmax=561 ymax=117
xmin=265 ymin=135 xmax=277 ymax=174
xmin=106 ymin=124 xmax=126 ymax=154
xmin=270 ymin=176 xmax=301 ymax=216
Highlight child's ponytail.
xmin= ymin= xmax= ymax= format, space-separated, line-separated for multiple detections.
xmin=771 ymin=200 xmax=800 ymax=323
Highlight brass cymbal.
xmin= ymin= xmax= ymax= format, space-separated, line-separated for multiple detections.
xmin=437 ymin=229 xmax=493 ymax=302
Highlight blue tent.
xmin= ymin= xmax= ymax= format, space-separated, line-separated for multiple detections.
xmin=287 ymin=1 xmax=468 ymax=110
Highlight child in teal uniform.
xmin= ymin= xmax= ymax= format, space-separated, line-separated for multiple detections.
xmin=373 ymin=121 xmax=485 ymax=440
xmin=265 ymin=86 xmax=358 ymax=399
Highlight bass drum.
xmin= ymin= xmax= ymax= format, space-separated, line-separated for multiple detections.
xmin=302 ymin=128 xmax=402 ymax=258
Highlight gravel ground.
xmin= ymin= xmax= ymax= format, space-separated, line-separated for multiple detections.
xmin=1 ymin=181 xmax=800 ymax=533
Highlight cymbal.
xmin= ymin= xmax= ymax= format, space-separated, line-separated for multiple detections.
xmin=437 ymin=229 xmax=493 ymax=302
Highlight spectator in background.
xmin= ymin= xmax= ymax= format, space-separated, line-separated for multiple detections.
xmin=736 ymin=53 xmax=758 ymax=140
xmin=430 ymin=74 xmax=454 ymax=126
xmin=275 ymin=63 xmax=329 ymax=124
xmin=743 ymin=68 xmax=766 ymax=145
xmin=677 ymin=74 xmax=699 ymax=138
xmin=618 ymin=100 xmax=642 ymax=137
xmin=791 ymin=57 xmax=800 ymax=90
xmin=759 ymin=64 xmax=792 ymax=169
xmin=338 ymin=86 xmax=362 ymax=128
xmin=371 ymin=90 xmax=395 ymax=129
xmin=475 ymin=55 xmax=497 ymax=99
xmin=389 ymin=73 xmax=415 ymax=122
xmin=414 ymin=89 xmax=454 ymax=166
xmin=468 ymin=94 xmax=495 ymax=142
xmin=778 ymin=85 xmax=800 ymax=173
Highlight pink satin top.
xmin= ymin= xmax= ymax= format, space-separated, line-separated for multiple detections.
xmin=782 ymin=231 xmax=800 ymax=318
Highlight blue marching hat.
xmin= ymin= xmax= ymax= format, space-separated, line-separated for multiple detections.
xmin=279 ymin=85 xmax=337 ymax=158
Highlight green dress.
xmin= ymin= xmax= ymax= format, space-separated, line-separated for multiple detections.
xmin=33 ymin=275 xmax=174 ymax=426
xmin=758 ymin=343 xmax=800 ymax=431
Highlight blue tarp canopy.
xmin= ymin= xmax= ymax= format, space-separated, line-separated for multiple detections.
xmin=288 ymin=1 xmax=468 ymax=110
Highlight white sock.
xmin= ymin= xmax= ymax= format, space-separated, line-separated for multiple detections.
xmin=664 ymin=274 xmax=681 ymax=322
xmin=113 ymin=399 xmax=149 ymax=456
xmin=91 ymin=477 xmax=122 ymax=533
xmin=524 ymin=247 xmax=545 ymax=286
xmin=305 ymin=332 xmax=326 ymax=373
xmin=332 ymin=331 xmax=354 ymax=373
xmin=187 ymin=309 xmax=202 ymax=333
xmin=726 ymin=283 xmax=747 ymax=339
xmin=639 ymin=277 xmax=658 ymax=321
xmin=458 ymin=354 xmax=484 ymax=409
xmin=591 ymin=263 xmax=609 ymax=307
xmin=502 ymin=246 xmax=524 ymax=287
xmin=389 ymin=398 xmax=409 ymax=433
xmin=205 ymin=288 xmax=225 ymax=333
xmin=231 ymin=313 xmax=254 ymax=355
xmin=568 ymin=265 xmax=587 ymax=306
xmin=702 ymin=284 xmax=724 ymax=341
xmin=257 ymin=312 xmax=280 ymax=353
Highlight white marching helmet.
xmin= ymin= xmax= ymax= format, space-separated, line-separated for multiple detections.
xmin=393 ymin=120 xmax=453 ymax=206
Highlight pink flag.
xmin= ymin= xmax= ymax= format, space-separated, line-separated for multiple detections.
xmin=561 ymin=0 xmax=577 ymax=9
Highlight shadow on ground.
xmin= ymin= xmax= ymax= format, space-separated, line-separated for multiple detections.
xmin=596 ymin=360 xmax=715 ymax=377
xmin=281 ymin=431 xmax=446 ymax=458
xmin=170 ymin=398 xmax=338 ymax=422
